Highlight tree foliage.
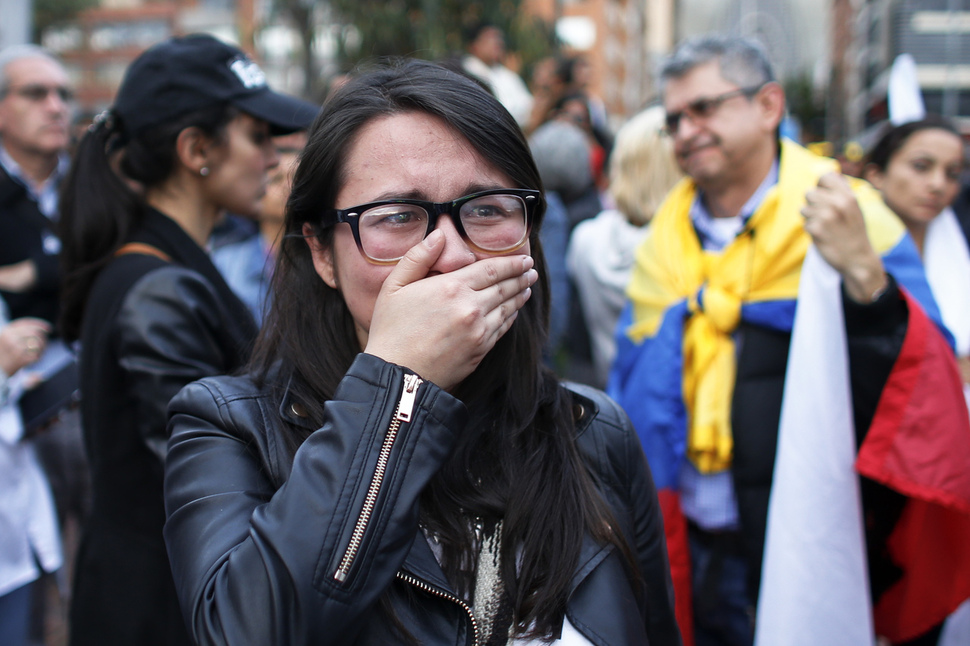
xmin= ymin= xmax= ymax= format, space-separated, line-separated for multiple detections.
xmin=327 ymin=0 xmax=556 ymax=74
xmin=784 ymin=73 xmax=826 ymax=143
xmin=33 ymin=0 xmax=96 ymax=40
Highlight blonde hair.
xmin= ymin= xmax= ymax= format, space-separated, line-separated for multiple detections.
xmin=608 ymin=105 xmax=682 ymax=226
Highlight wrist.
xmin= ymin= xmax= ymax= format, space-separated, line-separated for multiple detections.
xmin=842 ymin=257 xmax=888 ymax=304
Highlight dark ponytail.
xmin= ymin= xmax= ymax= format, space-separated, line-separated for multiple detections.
xmin=58 ymin=114 xmax=142 ymax=341
xmin=58 ymin=104 xmax=238 ymax=341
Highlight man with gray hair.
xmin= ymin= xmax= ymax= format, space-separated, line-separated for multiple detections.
xmin=0 ymin=44 xmax=72 ymax=321
xmin=610 ymin=34 xmax=970 ymax=645
xmin=0 ymin=44 xmax=84 ymax=646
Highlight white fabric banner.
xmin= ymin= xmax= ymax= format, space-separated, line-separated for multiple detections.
xmin=755 ymin=247 xmax=874 ymax=646
xmin=924 ymin=207 xmax=970 ymax=357
xmin=889 ymin=54 xmax=926 ymax=125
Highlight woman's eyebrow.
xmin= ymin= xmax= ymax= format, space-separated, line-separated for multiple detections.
xmin=359 ymin=183 xmax=511 ymax=203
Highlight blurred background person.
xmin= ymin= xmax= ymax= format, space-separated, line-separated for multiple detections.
xmin=0 ymin=43 xmax=87 ymax=644
xmin=524 ymin=55 xmax=567 ymax=136
xmin=555 ymin=91 xmax=610 ymax=193
xmin=462 ymin=21 xmax=533 ymax=129
xmin=611 ymin=34 xmax=970 ymax=645
xmin=0 ymin=44 xmax=71 ymax=319
xmin=527 ymin=104 xmax=591 ymax=371
xmin=558 ymin=55 xmax=613 ymax=169
xmin=212 ymin=130 xmax=308 ymax=325
xmin=57 ymin=34 xmax=317 ymax=646
xmin=567 ymin=105 xmax=683 ymax=388
xmin=529 ymin=101 xmax=602 ymax=232
xmin=0 ymin=300 xmax=60 ymax=646
xmin=863 ymin=116 xmax=970 ymax=401
xmin=529 ymin=91 xmax=607 ymax=383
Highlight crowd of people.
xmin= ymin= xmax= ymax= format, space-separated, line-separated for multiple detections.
xmin=0 ymin=23 xmax=967 ymax=646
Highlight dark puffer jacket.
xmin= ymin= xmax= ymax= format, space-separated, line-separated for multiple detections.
xmin=164 ymin=353 xmax=683 ymax=645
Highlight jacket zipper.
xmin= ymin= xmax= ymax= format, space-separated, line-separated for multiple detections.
xmin=334 ymin=373 xmax=423 ymax=583
xmin=396 ymin=571 xmax=480 ymax=646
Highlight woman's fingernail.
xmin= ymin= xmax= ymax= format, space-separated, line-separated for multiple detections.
xmin=424 ymin=230 xmax=442 ymax=247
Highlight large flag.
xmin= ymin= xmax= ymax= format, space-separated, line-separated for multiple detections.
xmin=755 ymin=248 xmax=874 ymax=644
xmin=757 ymin=248 xmax=970 ymax=644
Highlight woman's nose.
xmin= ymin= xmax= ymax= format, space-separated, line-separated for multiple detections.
xmin=428 ymin=215 xmax=476 ymax=273
xmin=928 ymin=168 xmax=949 ymax=193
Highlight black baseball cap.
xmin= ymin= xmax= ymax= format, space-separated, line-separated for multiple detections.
xmin=113 ymin=34 xmax=319 ymax=138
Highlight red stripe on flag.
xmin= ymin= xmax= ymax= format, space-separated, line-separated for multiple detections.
xmin=856 ymin=290 xmax=970 ymax=642
xmin=659 ymin=489 xmax=694 ymax=646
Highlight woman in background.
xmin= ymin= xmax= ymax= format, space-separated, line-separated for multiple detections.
xmin=863 ymin=117 xmax=968 ymax=391
xmin=864 ymin=115 xmax=969 ymax=646
xmin=567 ymin=106 xmax=682 ymax=387
xmin=58 ymin=34 xmax=316 ymax=646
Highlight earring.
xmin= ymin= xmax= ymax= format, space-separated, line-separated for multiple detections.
xmin=200 ymin=167 xmax=209 ymax=177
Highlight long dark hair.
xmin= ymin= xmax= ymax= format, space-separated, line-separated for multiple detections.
xmin=249 ymin=59 xmax=633 ymax=638
xmin=58 ymin=105 xmax=237 ymax=341
xmin=864 ymin=115 xmax=963 ymax=172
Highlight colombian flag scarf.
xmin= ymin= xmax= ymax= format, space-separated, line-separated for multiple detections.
xmin=617 ymin=139 xmax=908 ymax=474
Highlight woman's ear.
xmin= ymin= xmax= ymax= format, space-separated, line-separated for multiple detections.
xmin=175 ymin=126 xmax=213 ymax=176
xmin=303 ymin=223 xmax=338 ymax=289
xmin=863 ymin=164 xmax=885 ymax=191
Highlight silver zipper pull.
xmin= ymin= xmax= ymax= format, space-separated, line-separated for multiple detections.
xmin=395 ymin=373 xmax=423 ymax=423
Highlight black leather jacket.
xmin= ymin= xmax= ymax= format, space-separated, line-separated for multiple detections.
xmin=164 ymin=353 xmax=682 ymax=645
xmin=70 ymin=208 xmax=257 ymax=646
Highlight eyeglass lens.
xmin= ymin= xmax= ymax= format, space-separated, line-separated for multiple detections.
xmin=356 ymin=194 xmax=528 ymax=261
xmin=664 ymin=88 xmax=750 ymax=135
xmin=8 ymin=84 xmax=74 ymax=103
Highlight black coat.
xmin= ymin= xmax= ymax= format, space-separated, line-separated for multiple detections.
xmin=164 ymin=353 xmax=683 ymax=645
xmin=0 ymin=166 xmax=61 ymax=323
xmin=730 ymin=277 xmax=909 ymax=601
xmin=69 ymin=208 xmax=257 ymax=646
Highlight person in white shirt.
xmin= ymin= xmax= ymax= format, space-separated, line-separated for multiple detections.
xmin=462 ymin=22 xmax=534 ymax=129
xmin=0 ymin=297 xmax=61 ymax=646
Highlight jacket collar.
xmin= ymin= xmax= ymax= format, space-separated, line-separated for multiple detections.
xmin=400 ymin=532 xmax=455 ymax=592
xmin=132 ymin=207 xmax=258 ymax=355
xmin=279 ymin=377 xmax=317 ymax=431
xmin=569 ymin=385 xmax=599 ymax=438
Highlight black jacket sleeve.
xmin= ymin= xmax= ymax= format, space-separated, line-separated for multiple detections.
xmin=115 ymin=266 xmax=246 ymax=461
xmin=842 ymin=273 xmax=908 ymax=444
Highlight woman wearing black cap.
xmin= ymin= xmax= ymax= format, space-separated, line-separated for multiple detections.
xmin=57 ymin=34 xmax=317 ymax=646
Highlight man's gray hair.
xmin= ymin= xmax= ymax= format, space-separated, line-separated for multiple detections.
xmin=659 ymin=34 xmax=775 ymax=95
xmin=0 ymin=44 xmax=63 ymax=93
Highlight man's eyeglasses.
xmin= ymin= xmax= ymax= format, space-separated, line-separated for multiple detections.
xmin=321 ymin=188 xmax=540 ymax=265
xmin=663 ymin=85 xmax=763 ymax=135
xmin=1 ymin=84 xmax=75 ymax=103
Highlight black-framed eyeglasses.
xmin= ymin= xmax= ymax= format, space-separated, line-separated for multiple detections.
xmin=663 ymin=85 xmax=763 ymax=135
xmin=0 ymin=83 xmax=75 ymax=103
xmin=321 ymin=188 xmax=541 ymax=265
